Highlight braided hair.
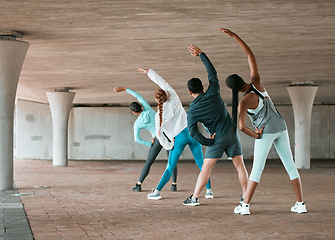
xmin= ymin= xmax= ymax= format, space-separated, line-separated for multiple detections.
xmin=225 ymin=74 xmax=246 ymax=132
xmin=154 ymin=89 xmax=168 ymax=134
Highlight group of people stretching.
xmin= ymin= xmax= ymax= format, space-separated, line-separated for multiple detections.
xmin=114 ymin=28 xmax=307 ymax=215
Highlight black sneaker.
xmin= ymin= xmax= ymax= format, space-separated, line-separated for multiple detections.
xmin=171 ymin=184 xmax=177 ymax=192
xmin=132 ymin=184 xmax=142 ymax=192
xmin=183 ymin=195 xmax=199 ymax=206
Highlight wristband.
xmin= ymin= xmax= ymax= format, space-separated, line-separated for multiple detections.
xmin=257 ymin=133 xmax=261 ymax=139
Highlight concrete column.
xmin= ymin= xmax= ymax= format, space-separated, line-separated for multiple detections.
xmin=46 ymin=91 xmax=75 ymax=166
xmin=287 ymin=85 xmax=318 ymax=169
xmin=0 ymin=39 xmax=29 ymax=190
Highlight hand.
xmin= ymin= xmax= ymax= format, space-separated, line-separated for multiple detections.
xmin=218 ymin=28 xmax=235 ymax=37
xmin=113 ymin=86 xmax=126 ymax=93
xmin=255 ymin=126 xmax=265 ymax=138
xmin=209 ymin=133 xmax=216 ymax=139
xmin=137 ymin=67 xmax=149 ymax=74
xmin=151 ymin=138 xmax=155 ymax=146
xmin=188 ymin=45 xmax=202 ymax=57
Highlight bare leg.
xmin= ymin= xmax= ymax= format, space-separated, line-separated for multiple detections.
xmin=192 ymin=158 xmax=217 ymax=199
xmin=232 ymin=155 xmax=248 ymax=197
xmin=291 ymin=177 xmax=303 ymax=202
xmin=243 ymin=180 xmax=258 ymax=204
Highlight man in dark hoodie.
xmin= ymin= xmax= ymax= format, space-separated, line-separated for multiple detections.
xmin=183 ymin=45 xmax=248 ymax=206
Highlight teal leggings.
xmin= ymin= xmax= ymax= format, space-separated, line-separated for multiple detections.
xmin=156 ymin=128 xmax=211 ymax=191
xmin=250 ymin=130 xmax=300 ymax=183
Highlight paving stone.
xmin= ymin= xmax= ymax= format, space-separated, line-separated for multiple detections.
xmin=12 ymin=159 xmax=335 ymax=240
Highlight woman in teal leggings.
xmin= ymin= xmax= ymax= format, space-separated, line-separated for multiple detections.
xmin=137 ymin=67 xmax=212 ymax=200
xmin=156 ymin=127 xmax=211 ymax=193
xmin=221 ymin=28 xmax=307 ymax=215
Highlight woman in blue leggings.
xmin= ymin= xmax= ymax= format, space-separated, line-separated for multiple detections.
xmin=221 ymin=28 xmax=307 ymax=215
xmin=137 ymin=67 xmax=212 ymax=200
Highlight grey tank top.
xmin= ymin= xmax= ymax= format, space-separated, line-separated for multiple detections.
xmin=244 ymin=85 xmax=287 ymax=134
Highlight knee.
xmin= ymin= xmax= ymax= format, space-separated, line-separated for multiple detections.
xmin=287 ymin=167 xmax=300 ymax=180
xmin=203 ymin=160 xmax=216 ymax=172
xmin=249 ymin=169 xmax=263 ymax=183
xmin=166 ymin=163 xmax=176 ymax=173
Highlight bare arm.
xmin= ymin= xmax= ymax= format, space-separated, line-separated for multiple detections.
xmin=219 ymin=28 xmax=260 ymax=85
xmin=238 ymin=95 xmax=265 ymax=139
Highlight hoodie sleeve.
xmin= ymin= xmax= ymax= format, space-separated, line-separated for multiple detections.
xmin=199 ymin=52 xmax=220 ymax=95
xmin=133 ymin=122 xmax=152 ymax=147
xmin=147 ymin=69 xmax=180 ymax=106
xmin=126 ymin=88 xmax=152 ymax=112
xmin=187 ymin=109 xmax=215 ymax=146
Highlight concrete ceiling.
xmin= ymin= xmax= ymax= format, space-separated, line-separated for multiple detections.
xmin=1 ymin=0 xmax=334 ymax=106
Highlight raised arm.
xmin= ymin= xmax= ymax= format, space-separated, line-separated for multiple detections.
xmin=219 ymin=28 xmax=260 ymax=84
xmin=126 ymin=89 xmax=152 ymax=111
xmin=113 ymin=86 xmax=152 ymax=111
xmin=138 ymin=67 xmax=172 ymax=91
xmin=188 ymin=45 xmax=220 ymax=95
xmin=137 ymin=67 xmax=178 ymax=103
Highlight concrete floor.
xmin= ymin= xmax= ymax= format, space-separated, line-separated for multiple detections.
xmin=13 ymin=159 xmax=335 ymax=240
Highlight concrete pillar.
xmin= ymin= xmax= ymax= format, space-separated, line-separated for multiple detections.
xmin=0 ymin=39 xmax=29 ymax=190
xmin=46 ymin=91 xmax=75 ymax=166
xmin=287 ymin=85 xmax=318 ymax=169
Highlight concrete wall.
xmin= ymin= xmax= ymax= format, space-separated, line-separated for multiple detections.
xmin=15 ymin=99 xmax=335 ymax=160
xmin=15 ymin=100 xmax=53 ymax=159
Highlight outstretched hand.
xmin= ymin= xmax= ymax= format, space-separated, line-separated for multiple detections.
xmin=188 ymin=45 xmax=202 ymax=57
xmin=218 ymin=28 xmax=235 ymax=37
xmin=137 ymin=67 xmax=149 ymax=74
xmin=113 ymin=86 xmax=126 ymax=93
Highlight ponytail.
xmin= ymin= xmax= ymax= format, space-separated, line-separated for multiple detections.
xmin=226 ymin=74 xmax=246 ymax=133
xmin=231 ymin=86 xmax=239 ymax=131
xmin=154 ymin=89 xmax=168 ymax=135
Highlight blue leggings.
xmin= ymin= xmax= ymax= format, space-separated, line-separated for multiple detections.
xmin=250 ymin=130 xmax=300 ymax=183
xmin=156 ymin=128 xmax=211 ymax=191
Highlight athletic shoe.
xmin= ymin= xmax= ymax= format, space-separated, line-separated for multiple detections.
xmin=132 ymin=184 xmax=142 ymax=192
xmin=291 ymin=202 xmax=307 ymax=213
xmin=240 ymin=196 xmax=244 ymax=204
xmin=205 ymin=189 xmax=213 ymax=199
xmin=147 ymin=189 xmax=161 ymax=200
xmin=234 ymin=202 xmax=250 ymax=215
xmin=171 ymin=184 xmax=177 ymax=192
xmin=183 ymin=195 xmax=199 ymax=206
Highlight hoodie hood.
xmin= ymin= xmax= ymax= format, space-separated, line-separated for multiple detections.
xmin=138 ymin=111 xmax=151 ymax=124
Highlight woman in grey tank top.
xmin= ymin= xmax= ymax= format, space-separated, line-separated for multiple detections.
xmin=221 ymin=28 xmax=307 ymax=215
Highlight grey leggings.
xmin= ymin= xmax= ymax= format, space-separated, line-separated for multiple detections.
xmin=138 ymin=137 xmax=177 ymax=183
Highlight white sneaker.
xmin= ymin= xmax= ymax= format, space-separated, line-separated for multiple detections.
xmin=147 ymin=189 xmax=162 ymax=200
xmin=205 ymin=189 xmax=213 ymax=199
xmin=234 ymin=202 xmax=250 ymax=215
xmin=291 ymin=202 xmax=307 ymax=213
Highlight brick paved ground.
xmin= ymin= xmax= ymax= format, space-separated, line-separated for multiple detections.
xmin=13 ymin=159 xmax=335 ymax=240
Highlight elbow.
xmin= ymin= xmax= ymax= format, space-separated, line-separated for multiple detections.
xmin=189 ymin=130 xmax=196 ymax=138
xmin=238 ymin=123 xmax=246 ymax=132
